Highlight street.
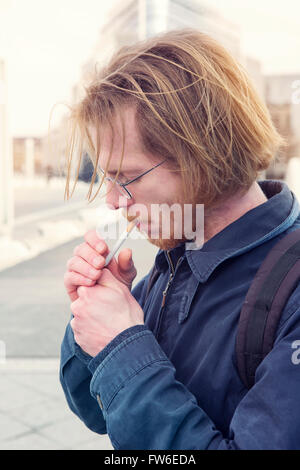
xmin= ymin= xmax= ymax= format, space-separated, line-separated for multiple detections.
xmin=14 ymin=184 xmax=87 ymax=219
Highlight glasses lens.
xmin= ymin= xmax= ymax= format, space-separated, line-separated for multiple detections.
xmin=99 ymin=169 xmax=131 ymax=199
xmin=105 ymin=179 xmax=131 ymax=199
xmin=117 ymin=185 xmax=131 ymax=199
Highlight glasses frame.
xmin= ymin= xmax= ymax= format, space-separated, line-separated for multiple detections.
xmin=99 ymin=159 xmax=168 ymax=199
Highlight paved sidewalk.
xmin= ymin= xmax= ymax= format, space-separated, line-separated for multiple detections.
xmin=0 ymin=359 xmax=113 ymax=450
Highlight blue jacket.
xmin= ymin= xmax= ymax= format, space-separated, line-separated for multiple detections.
xmin=60 ymin=180 xmax=300 ymax=449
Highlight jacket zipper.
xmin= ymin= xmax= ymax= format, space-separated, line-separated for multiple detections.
xmin=156 ymin=251 xmax=183 ymax=337
xmin=161 ymin=251 xmax=176 ymax=307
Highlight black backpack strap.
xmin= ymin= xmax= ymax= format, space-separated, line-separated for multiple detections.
xmin=236 ymin=228 xmax=300 ymax=389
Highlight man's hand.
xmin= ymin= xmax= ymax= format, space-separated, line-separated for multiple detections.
xmin=64 ymin=229 xmax=137 ymax=301
xmin=70 ymin=268 xmax=144 ymax=356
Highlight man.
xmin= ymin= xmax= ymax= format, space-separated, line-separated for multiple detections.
xmin=60 ymin=29 xmax=300 ymax=449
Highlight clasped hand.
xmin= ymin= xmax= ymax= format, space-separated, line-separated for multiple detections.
xmin=66 ymin=230 xmax=144 ymax=357
xmin=70 ymin=267 xmax=144 ymax=357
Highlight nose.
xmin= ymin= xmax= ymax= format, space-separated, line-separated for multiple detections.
xmin=105 ymin=183 xmax=134 ymax=211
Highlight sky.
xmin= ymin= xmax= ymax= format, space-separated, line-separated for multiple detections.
xmin=209 ymin=0 xmax=300 ymax=73
xmin=0 ymin=0 xmax=300 ymax=137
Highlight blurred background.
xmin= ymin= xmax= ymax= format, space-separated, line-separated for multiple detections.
xmin=0 ymin=0 xmax=300 ymax=450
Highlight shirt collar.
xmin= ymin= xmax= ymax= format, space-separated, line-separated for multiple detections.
xmin=154 ymin=180 xmax=300 ymax=282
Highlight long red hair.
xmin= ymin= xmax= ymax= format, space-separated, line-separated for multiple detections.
xmin=64 ymin=28 xmax=285 ymax=207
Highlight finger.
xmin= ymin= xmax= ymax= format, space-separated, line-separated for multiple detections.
xmin=106 ymin=248 xmax=134 ymax=274
xmin=95 ymin=250 xmax=136 ymax=288
xmin=97 ymin=267 xmax=124 ymax=291
xmin=70 ymin=317 xmax=76 ymax=331
xmin=70 ymin=317 xmax=80 ymax=337
xmin=67 ymin=256 xmax=103 ymax=281
xmin=70 ymin=299 xmax=81 ymax=316
xmin=95 ymin=254 xmax=128 ymax=288
xmin=64 ymin=271 xmax=96 ymax=301
xmin=73 ymin=243 xmax=106 ymax=269
xmin=118 ymin=248 xmax=134 ymax=273
xmin=77 ymin=285 xmax=89 ymax=297
xmin=84 ymin=229 xmax=109 ymax=255
xmin=68 ymin=290 xmax=79 ymax=302
xmin=64 ymin=271 xmax=96 ymax=289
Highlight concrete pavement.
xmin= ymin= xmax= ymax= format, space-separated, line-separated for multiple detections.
xmin=0 ymin=360 xmax=113 ymax=450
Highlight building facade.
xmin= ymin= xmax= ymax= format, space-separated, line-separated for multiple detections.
xmin=80 ymin=0 xmax=243 ymax=85
xmin=265 ymin=74 xmax=300 ymax=178
xmin=13 ymin=137 xmax=44 ymax=175
xmin=0 ymin=57 xmax=14 ymax=234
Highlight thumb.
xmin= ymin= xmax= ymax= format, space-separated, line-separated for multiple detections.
xmin=98 ymin=267 xmax=124 ymax=290
xmin=118 ymin=248 xmax=134 ymax=273
xmin=97 ymin=248 xmax=136 ymax=288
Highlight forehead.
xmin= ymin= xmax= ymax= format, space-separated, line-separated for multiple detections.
xmin=87 ymin=107 xmax=152 ymax=172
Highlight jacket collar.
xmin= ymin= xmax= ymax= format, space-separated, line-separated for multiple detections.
xmin=154 ymin=180 xmax=300 ymax=282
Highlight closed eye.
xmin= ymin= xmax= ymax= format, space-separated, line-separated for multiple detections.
xmin=108 ymin=172 xmax=139 ymax=184
xmin=109 ymin=174 xmax=132 ymax=184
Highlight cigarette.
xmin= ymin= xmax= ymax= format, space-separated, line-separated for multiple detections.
xmin=104 ymin=219 xmax=139 ymax=266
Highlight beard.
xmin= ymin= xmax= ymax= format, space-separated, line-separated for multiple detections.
xmin=123 ymin=194 xmax=203 ymax=251
xmin=127 ymin=209 xmax=197 ymax=251
xmin=146 ymin=235 xmax=186 ymax=250
xmin=142 ymin=218 xmax=188 ymax=250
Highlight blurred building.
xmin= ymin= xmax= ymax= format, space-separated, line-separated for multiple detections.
xmin=13 ymin=137 xmax=44 ymax=176
xmin=43 ymin=109 xmax=96 ymax=182
xmin=168 ymin=0 xmax=241 ymax=58
xmin=42 ymin=117 xmax=69 ymax=178
xmin=264 ymin=74 xmax=300 ymax=178
xmin=0 ymin=57 xmax=14 ymax=234
xmin=245 ymin=56 xmax=265 ymax=100
xmin=80 ymin=0 xmax=242 ymax=86
xmin=78 ymin=0 xmax=267 ymax=109
xmin=58 ymin=0 xmax=275 ymax=182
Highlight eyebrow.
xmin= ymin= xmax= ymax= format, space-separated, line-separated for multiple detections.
xmin=106 ymin=168 xmax=143 ymax=177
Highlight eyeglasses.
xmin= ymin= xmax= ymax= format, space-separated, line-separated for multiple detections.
xmin=99 ymin=159 xmax=168 ymax=199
